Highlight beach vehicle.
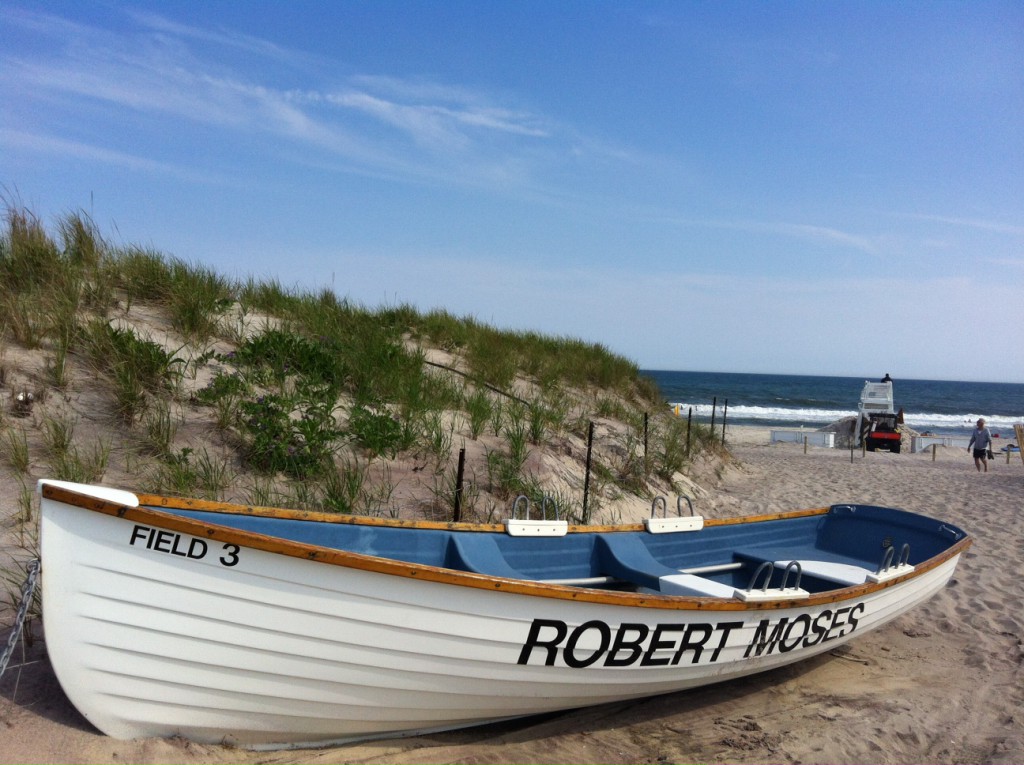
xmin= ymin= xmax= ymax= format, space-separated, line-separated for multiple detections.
xmin=854 ymin=381 xmax=903 ymax=453
xmin=864 ymin=411 xmax=903 ymax=453
xmin=39 ymin=479 xmax=971 ymax=750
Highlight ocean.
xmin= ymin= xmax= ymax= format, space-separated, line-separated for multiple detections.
xmin=642 ymin=370 xmax=1024 ymax=438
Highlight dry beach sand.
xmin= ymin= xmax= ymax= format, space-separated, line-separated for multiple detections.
xmin=2 ymin=426 xmax=1022 ymax=764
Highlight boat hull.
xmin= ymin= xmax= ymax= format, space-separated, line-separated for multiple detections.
xmin=40 ymin=486 xmax=965 ymax=749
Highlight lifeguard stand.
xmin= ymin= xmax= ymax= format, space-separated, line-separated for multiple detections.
xmin=854 ymin=381 xmax=894 ymax=446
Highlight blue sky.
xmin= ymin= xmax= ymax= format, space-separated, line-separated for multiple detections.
xmin=3 ymin=1 xmax=1023 ymax=382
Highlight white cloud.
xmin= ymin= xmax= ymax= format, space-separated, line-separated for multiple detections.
xmin=636 ymin=212 xmax=886 ymax=257
xmin=898 ymin=212 xmax=1024 ymax=237
xmin=347 ymin=75 xmax=550 ymax=136
xmin=126 ymin=10 xmax=303 ymax=65
xmin=764 ymin=222 xmax=882 ymax=256
xmin=2 ymin=13 xmax=558 ymax=192
xmin=0 ymin=129 xmax=231 ymax=185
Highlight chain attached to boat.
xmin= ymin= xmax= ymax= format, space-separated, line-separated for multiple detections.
xmin=0 ymin=558 xmax=40 ymax=680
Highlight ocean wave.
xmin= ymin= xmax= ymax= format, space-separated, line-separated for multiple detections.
xmin=669 ymin=403 xmax=1024 ymax=433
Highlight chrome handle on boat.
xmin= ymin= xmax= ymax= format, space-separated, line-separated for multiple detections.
xmin=511 ymin=495 xmax=530 ymax=520
xmin=512 ymin=494 xmax=561 ymax=521
xmin=541 ymin=494 xmax=561 ymax=521
xmin=650 ymin=495 xmax=696 ymax=519
xmin=876 ymin=543 xmax=912 ymax=574
xmin=876 ymin=544 xmax=895 ymax=574
xmin=778 ymin=560 xmax=802 ymax=591
xmin=939 ymin=524 xmax=963 ymax=540
xmin=746 ymin=561 xmax=775 ymax=593
xmin=677 ymin=495 xmax=695 ymax=517
xmin=898 ymin=543 xmax=911 ymax=567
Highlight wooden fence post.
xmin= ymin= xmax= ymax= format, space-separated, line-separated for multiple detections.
xmin=582 ymin=421 xmax=595 ymax=523
xmin=686 ymin=407 xmax=693 ymax=457
xmin=643 ymin=412 xmax=649 ymax=474
xmin=453 ymin=447 xmax=466 ymax=521
xmin=722 ymin=399 xmax=728 ymax=444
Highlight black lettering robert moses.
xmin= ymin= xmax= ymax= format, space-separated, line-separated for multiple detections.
xmin=517 ymin=604 xmax=865 ymax=669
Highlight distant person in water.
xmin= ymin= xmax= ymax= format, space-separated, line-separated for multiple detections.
xmin=967 ymin=418 xmax=993 ymax=472
xmin=881 ymin=373 xmax=892 ymax=383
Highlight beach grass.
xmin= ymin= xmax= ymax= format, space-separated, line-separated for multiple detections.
xmin=0 ymin=202 xmax=717 ymax=524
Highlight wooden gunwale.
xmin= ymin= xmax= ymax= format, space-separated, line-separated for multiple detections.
xmin=133 ymin=492 xmax=828 ymax=531
xmin=44 ymin=484 xmax=972 ymax=612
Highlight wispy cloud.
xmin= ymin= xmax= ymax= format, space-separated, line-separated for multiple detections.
xmin=898 ymin=212 xmax=1024 ymax=237
xmin=2 ymin=6 xmax=671 ymax=198
xmin=763 ymin=222 xmax=882 ymax=255
xmin=126 ymin=10 xmax=306 ymax=66
xmin=340 ymin=75 xmax=550 ymax=139
xmin=288 ymin=86 xmax=549 ymax=154
xmin=639 ymin=211 xmax=884 ymax=256
xmin=0 ymin=129 xmax=231 ymax=185
xmin=2 ymin=7 xmax=551 ymax=181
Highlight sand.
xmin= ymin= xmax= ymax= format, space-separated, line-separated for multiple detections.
xmin=2 ymin=426 xmax=1022 ymax=764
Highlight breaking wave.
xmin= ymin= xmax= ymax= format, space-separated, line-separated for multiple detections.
xmin=669 ymin=403 xmax=1023 ymax=434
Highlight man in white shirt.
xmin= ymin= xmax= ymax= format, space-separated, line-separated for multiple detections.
xmin=967 ymin=418 xmax=993 ymax=472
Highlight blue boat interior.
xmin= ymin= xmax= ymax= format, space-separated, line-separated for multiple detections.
xmin=154 ymin=504 xmax=966 ymax=597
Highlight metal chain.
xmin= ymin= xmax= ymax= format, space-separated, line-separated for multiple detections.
xmin=0 ymin=558 xmax=41 ymax=680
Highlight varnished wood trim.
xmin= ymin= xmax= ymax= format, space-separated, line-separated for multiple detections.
xmin=44 ymin=485 xmax=971 ymax=612
xmin=133 ymin=492 xmax=831 ymax=533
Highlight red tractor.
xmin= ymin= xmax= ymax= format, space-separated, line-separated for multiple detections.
xmin=863 ymin=412 xmax=902 ymax=453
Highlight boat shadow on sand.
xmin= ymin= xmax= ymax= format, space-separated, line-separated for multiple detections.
xmin=376 ymin=642 xmax=865 ymax=751
xmin=2 ymin=634 xmax=864 ymax=752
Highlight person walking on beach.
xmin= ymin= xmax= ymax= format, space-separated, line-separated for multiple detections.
xmin=967 ymin=418 xmax=993 ymax=472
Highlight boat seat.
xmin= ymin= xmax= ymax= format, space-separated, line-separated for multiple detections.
xmin=593 ymin=534 xmax=679 ymax=591
xmin=444 ymin=534 xmax=526 ymax=579
xmin=658 ymin=573 xmax=739 ymax=598
xmin=773 ymin=559 xmax=871 ymax=586
xmin=736 ymin=547 xmax=866 ymax=573
xmin=774 ymin=559 xmax=914 ymax=585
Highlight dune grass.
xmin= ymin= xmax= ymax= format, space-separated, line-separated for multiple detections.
xmin=0 ymin=203 xmax=719 ymax=523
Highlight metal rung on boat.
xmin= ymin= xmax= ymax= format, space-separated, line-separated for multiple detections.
xmin=870 ymin=543 xmax=914 ymax=582
xmin=737 ymin=560 xmax=809 ymax=601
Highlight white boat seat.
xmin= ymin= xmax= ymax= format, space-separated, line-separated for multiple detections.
xmin=775 ymin=559 xmax=870 ymax=586
xmin=775 ymin=559 xmax=915 ymax=586
xmin=658 ymin=573 xmax=809 ymax=601
xmin=658 ymin=573 xmax=738 ymax=598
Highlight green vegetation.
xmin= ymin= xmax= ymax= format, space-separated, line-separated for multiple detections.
xmin=0 ymin=202 xmax=727 ymax=525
